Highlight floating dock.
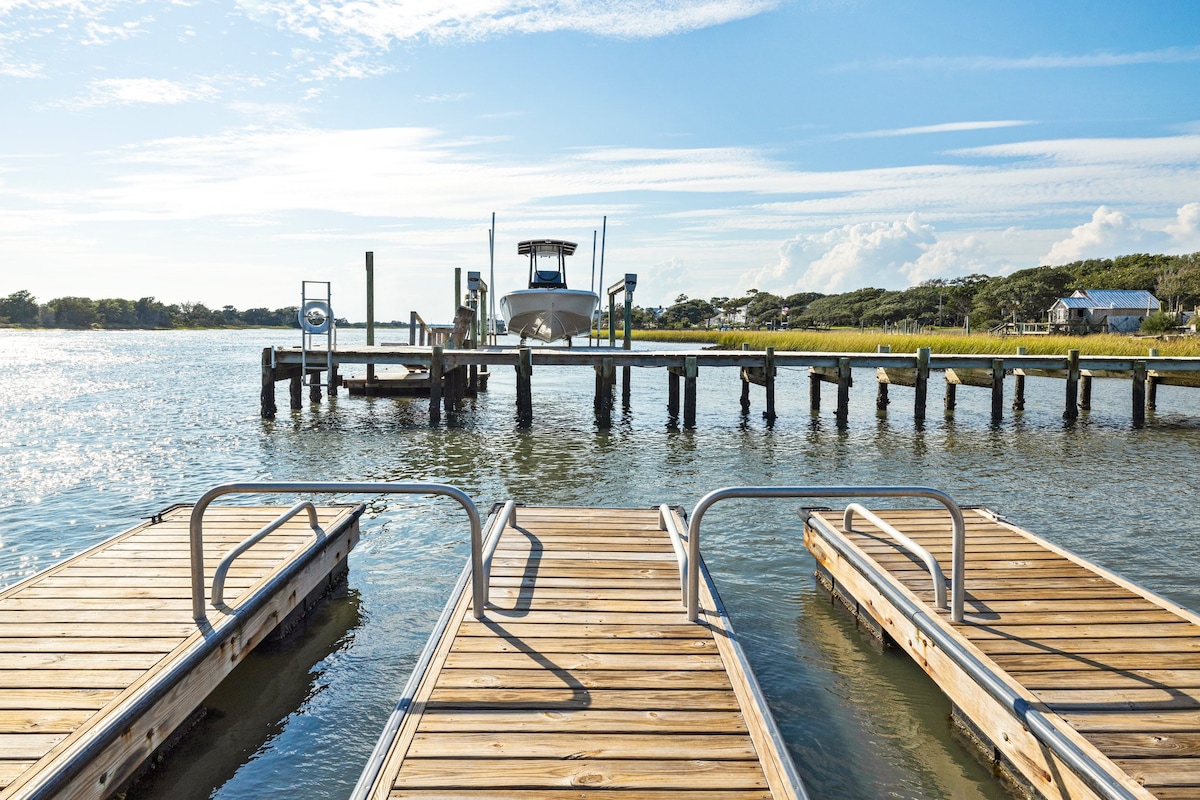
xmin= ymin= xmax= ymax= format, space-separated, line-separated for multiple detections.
xmin=0 ymin=498 xmax=362 ymax=799
xmin=354 ymin=504 xmax=805 ymax=798
xmin=803 ymin=504 xmax=1200 ymax=800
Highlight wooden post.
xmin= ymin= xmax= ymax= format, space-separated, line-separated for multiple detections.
xmin=876 ymin=345 xmax=890 ymax=413
xmin=516 ymin=346 xmax=533 ymax=428
xmin=1132 ymin=360 xmax=1147 ymax=427
xmin=991 ymin=358 xmax=1004 ymax=423
xmin=1080 ymin=375 xmax=1093 ymax=410
xmin=1147 ymin=347 xmax=1160 ymax=411
xmin=260 ymin=348 xmax=277 ymax=418
xmin=740 ymin=343 xmax=751 ymax=414
xmin=289 ymin=375 xmax=302 ymax=410
xmin=1013 ymin=346 xmax=1026 ymax=411
xmin=944 ymin=382 xmax=956 ymax=415
xmin=668 ymin=368 xmax=681 ymax=421
xmin=595 ymin=357 xmax=615 ymax=428
xmin=621 ymin=365 xmax=631 ymax=409
xmin=366 ymin=251 xmax=375 ymax=385
xmin=329 ymin=364 xmax=339 ymax=397
xmin=429 ymin=346 xmax=444 ymax=424
xmin=915 ymin=347 xmax=930 ymax=423
xmin=764 ymin=347 xmax=777 ymax=423
xmin=683 ymin=356 xmax=697 ymax=429
xmin=809 ymin=371 xmax=821 ymax=414
xmin=1064 ymin=349 xmax=1080 ymax=420
xmin=309 ymin=371 xmax=322 ymax=403
xmin=835 ymin=356 xmax=850 ymax=426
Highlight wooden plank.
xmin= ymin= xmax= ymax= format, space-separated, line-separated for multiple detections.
xmin=405 ymin=732 xmax=759 ymax=759
xmin=392 ymin=758 xmax=769 ymax=789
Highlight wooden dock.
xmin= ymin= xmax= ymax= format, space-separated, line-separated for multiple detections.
xmin=261 ymin=344 xmax=1200 ymax=429
xmin=355 ymin=505 xmax=805 ymax=798
xmin=0 ymin=502 xmax=362 ymax=799
xmin=803 ymin=505 xmax=1200 ymax=800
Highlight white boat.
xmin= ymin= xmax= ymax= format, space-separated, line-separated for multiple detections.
xmin=501 ymin=239 xmax=599 ymax=343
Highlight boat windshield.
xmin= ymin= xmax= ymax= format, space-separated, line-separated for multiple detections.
xmin=531 ymin=247 xmax=565 ymax=287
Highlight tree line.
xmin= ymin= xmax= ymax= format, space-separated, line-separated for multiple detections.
xmin=647 ymin=252 xmax=1200 ymax=331
xmin=0 ymin=291 xmax=312 ymax=329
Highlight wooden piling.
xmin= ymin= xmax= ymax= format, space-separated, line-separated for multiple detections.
xmin=915 ymin=347 xmax=930 ymax=423
xmin=765 ymin=347 xmax=777 ymax=423
xmin=329 ymin=363 xmax=339 ymax=397
xmin=260 ymin=348 xmax=277 ymax=418
xmin=1064 ymin=349 xmax=1080 ymax=420
xmin=944 ymin=382 xmax=956 ymax=415
xmin=516 ymin=346 xmax=533 ymax=427
xmin=740 ymin=343 xmax=751 ymax=414
xmin=835 ymin=356 xmax=850 ymax=426
xmin=1080 ymin=375 xmax=1093 ymax=410
xmin=289 ymin=375 xmax=302 ymax=410
xmin=876 ymin=345 xmax=890 ymax=413
xmin=309 ymin=371 xmax=322 ymax=403
xmin=684 ymin=356 xmax=697 ymax=429
xmin=429 ymin=346 xmax=444 ymax=423
xmin=668 ymin=368 xmax=681 ymax=421
xmin=621 ymin=365 xmax=631 ymax=408
xmin=1012 ymin=347 xmax=1025 ymax=411
xmin=595 ymin=357 xmax=615 ymax=428
xmin=809 ymin=372 xmax=821 ymax=414
xmin=1147 ymin=347 xmax=1160 ymax=411
xmin=991 ymin=358 xmax=1004 ymax=423
xmin=1133 ymin=360 xmax=1147 ymax=426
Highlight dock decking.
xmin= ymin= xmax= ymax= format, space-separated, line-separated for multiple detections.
xmin=804 ymin=506 xmax=1200 ymax=800
xmin=0 ymin=503 xmax=361 ymax=800
xmin=358 ymin=505 xmax=803 ymax=798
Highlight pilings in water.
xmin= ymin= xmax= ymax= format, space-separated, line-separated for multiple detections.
xmin=262 ymin=344 xmax=1197 ymax=429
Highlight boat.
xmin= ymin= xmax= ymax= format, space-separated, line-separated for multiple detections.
xmin=500 ymin=239 xmax=599 ymax=343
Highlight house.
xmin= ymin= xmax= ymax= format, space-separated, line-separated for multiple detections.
xmin=1048 ymin=289 xmax=1160 ymax=333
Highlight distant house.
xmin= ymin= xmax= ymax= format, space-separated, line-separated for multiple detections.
xmin=1048 ymin=289 xmax=1160 ymax=333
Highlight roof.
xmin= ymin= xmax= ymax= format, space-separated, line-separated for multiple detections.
xmin=1073 ymin=289 xmax=1159 ymax=309
xmin=518 ymin=239 xmax=577 ymax=256
xmin=1055 ymin=297 xmax=1093 ymax=309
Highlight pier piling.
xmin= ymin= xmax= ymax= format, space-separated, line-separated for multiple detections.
xmin=835 ymin=357 xmax=851 ymax=426
xmin=667 ymin=368 xmax=681 ymax=423
xmin=991 ymin=359 xmax=1004 ymax=423
xmin=516 ymin=346 xmax=533 ymax=427
xmin=595 ymin=357 xmax=615 ymax=428
xmin=429 ymin=346 xmax=444 ymax=424
xmin=260 ymin=348 xmax=277 ymax=419
xmin=1064 ymin=349 xmax=1080 ymax=419
xmin=684 ymin=356 xmax=697 ymax=428
xmin=914 ymin=347 xmax=930 ymax=423
xmin=1133 ymin=360 xmax=1147 ymax=426
xmin=1012 ymin=347 xmax=1026 ymax=411
xmin=289 ymin=376 xmax=302 ymax=410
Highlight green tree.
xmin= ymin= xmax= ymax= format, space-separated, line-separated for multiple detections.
xmin=47 ymin=296 xmax=99 ymax=328
xmin=0 ymin=290 xmax=39 ymax=325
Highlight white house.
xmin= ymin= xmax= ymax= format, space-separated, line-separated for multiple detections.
xmin=1048 ymin=289 xmax=1160 ymax=333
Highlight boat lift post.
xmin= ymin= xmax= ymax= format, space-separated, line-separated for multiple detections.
xmin=298 ymin=280 xmax=336 ymax=402
xmin=607 ymin=273 xmax=637 ymax=349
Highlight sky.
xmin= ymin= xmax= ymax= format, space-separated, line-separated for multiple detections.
xmin=2 ymin=0 xmax=1200 ymax=322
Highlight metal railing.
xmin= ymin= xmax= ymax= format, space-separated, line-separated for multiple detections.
xmin=802 ymin=509 xmax=1139 ymax=800
xmin=658 ymin=504 xmax=689 ymax=602
xmin=481 ymin=500 xmax=517 ymax=585
xmin=685 ymin=486 xmax=965 ymax=623
xmin=210 ymin=500 xmax=323 ymax=608
xmin=843 ymin=502 xmax=947 ymax=611
xmin=188 ymin=481 xmax=484 ymax=621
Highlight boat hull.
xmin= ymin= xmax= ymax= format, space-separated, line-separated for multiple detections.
xmin=501 ymin=289 xmax=598 ymax=343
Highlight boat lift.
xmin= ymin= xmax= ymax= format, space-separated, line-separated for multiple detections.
xmin=299 ymin=280 xmax=336 ymax=392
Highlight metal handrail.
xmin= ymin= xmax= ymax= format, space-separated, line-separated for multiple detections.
xmin=803 ymin=511 xmax=1140 ymax=800
xmin=210 ymin=501 xmax=323 ymax=608
xmin=481 ymin=500 xmax=517 ymax=584
xmin=685 ymin=486 xmax=965 ymax=623
xmin=843 ymin=503 xmax=947 ymax=611
xmin=189 ymin=481 xmax=484 ymax=621
xmin=658 ymin=504 xmax=689 ymax=603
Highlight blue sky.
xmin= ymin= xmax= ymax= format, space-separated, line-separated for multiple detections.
xmin=2 ymin=0 xmax=1199 ymax=321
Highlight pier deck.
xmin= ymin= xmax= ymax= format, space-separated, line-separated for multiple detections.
xmin=803 ymin=506 xmax=1200 ymax=800
xmin=358 ymin=505 xmax=803 ymax=798
xmin=0 ymin=503 xmax=362 ymax=800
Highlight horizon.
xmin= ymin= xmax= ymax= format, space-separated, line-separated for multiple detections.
xmin=2 ymin=1 xmax=1199 ymax=322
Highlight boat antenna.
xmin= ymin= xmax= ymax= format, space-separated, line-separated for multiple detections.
xmin=488 ymin=212 xmax=496 ymax=344
xmin=598 ymin=215 xmax=607 ymax=343
xmin=590 ymin=229 xmax=597 ymax=344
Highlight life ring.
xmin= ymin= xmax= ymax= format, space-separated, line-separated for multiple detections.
xmin=299 ymin=300 xmax=332 ymax=334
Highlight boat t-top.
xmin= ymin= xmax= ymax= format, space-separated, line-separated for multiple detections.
xmin=500 ymin=239 xmax=599 ymax=344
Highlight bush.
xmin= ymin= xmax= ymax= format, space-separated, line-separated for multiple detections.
xmin=1140 ymin=312 xmax=1177 ymax=334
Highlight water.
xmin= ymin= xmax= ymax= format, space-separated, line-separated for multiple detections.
xmin=1 ymin=327 xmax=1198 ymax=799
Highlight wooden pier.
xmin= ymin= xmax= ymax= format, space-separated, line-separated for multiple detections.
xmin=354 ymin=505 xmax=804 ymax=798
xmin=261 ymin=344 xmax=1200 ymax=428
xmin=803 ymin=505 xmax=1200 ymax=800
xmin=0 ymin=502 xmax=362 ymax=799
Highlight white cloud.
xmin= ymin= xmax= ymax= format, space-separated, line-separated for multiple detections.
xmin=746 ymin=214 xmax=957 ymax=294
xmin=243 ymin=0 xmax=781 ymax=44
xmin=836 ymin=45 xmax=1200 ymax=73
xmin=1041 ymin=205 xmax=1170 ymax=264
xmin=1165 ymin=202 xmax=1200 ymax=252
xmin=838 ymin=120 xmax=1032 ymax=140
xmin=69 ymin=77 xmax=219 ymax=107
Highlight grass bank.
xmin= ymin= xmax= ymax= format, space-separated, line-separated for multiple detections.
xmin=631 ymin=329 xmax=1200 ymax=357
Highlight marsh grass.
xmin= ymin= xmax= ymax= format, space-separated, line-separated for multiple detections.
xmin=632 ymin=328 xmax=1200 ymax=357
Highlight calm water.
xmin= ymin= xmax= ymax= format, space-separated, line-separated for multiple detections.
xmin=2 ymin=328 xmax=1198 ymax=800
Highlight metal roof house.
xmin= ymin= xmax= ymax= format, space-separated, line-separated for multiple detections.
xmin=1048 ymin=289 xmax=1160 ymax=333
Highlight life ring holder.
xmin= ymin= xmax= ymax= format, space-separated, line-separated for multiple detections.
xmin=299 ymin=300 xmax=332 ymax=334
